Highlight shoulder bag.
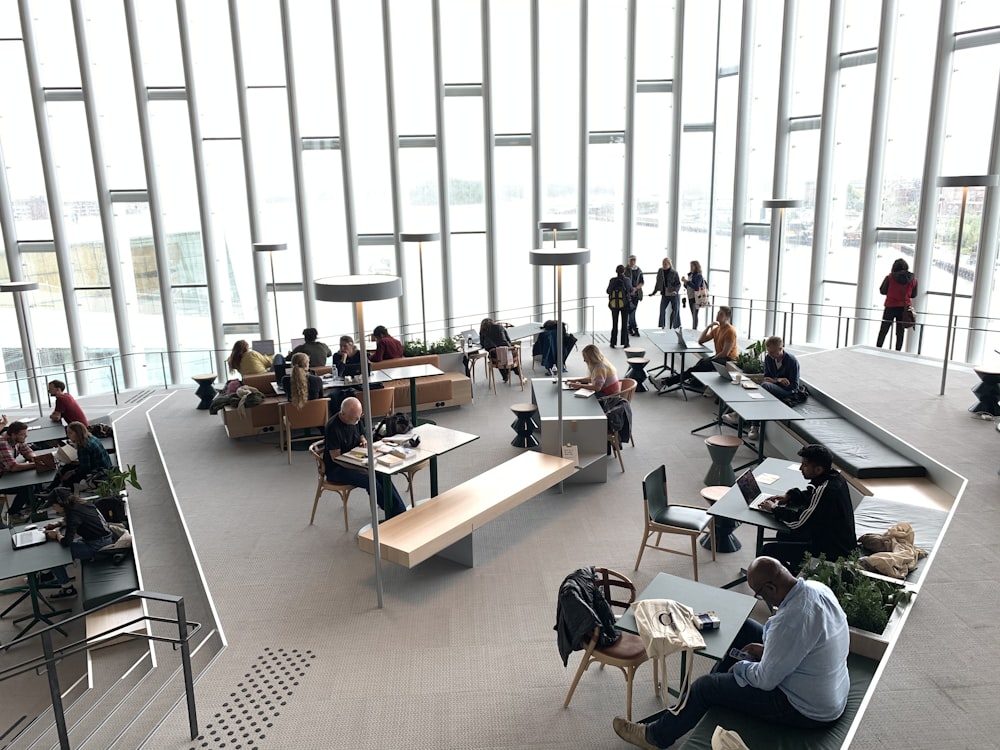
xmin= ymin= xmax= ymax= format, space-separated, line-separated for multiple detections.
xmin=633 ymin=599 xmax=706 ymax=714
xmin=900 ymin=305 xmax=916 ymax=329
xmin=695 ymin=286 xmax=711 ymax=309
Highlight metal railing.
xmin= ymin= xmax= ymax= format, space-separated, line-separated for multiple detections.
xmin=0 ymin=589 xmax=202 ymax=749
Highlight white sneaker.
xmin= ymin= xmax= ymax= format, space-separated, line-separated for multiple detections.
xmin=747 ymin=426 xmax=760 ymax=441
xmin=722 ymin=412 xmax=739 ymax=426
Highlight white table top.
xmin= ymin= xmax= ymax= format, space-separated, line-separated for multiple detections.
xmin=334 ymin=423 xmax=478 ymax=476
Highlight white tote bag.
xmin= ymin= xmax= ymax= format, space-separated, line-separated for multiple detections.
xmin=633 ymin=599 xmax=706 ymax=714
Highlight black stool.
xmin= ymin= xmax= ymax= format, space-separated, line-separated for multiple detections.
xmin=700 ymin=485 xmax=741 ymax=553
xmin=192 ymin=373 xmax=217 ymax=410
xmin=970 ymin=367 xmax=1000 ymax=416
xmin=625 ymin=357 xmax=650 ymax=393
xmin=510 ymin=403 xmax=540 ymax=448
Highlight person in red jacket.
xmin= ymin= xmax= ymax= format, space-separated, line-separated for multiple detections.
xmin=47 ymin=380 xmax=89 ymax=426
xmin=876 ymin=258 xmax=918 ymax=351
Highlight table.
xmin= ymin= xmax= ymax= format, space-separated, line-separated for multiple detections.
xmin=380 ymin=363 xmax=445 ymax=425
xmin=334 ymin=423 xmax=478 ymax=518
xmin=617 ymin=572 xmax=756 ymax=689
xmin=643 ymin=330 xmax=711 ymax=400
xmin=0 ymin=526 xmax=73 ymax=644
xmin=531 ymin=378 xmax=607 ymax=484
xmin=505 ymin=322 xmax=544 ymax=342
xmin=0 ymin=466 xmax=57 ymax=519
xmin=707 ymin=457 xmax=804 ymax=587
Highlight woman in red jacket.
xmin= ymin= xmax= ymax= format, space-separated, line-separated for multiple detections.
xmin=876 ymin=258 xmax=918 ymax=351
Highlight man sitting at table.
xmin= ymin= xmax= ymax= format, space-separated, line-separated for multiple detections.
xmin=757 ymin=443 xmax=856 ymax=572
xmin=759 ymin=335 xmax=803 ymax=403
xmin=661 ymin=306 xmax=738 ymax=390
xmin=1 ymin=420 xmax=37 ymax=522
xmin=369 ymin=325 xmax=404 ymax=362
xmin=323 ymin=397 xmax=407 ymax=518
xmin=613 ymin=556 xmax=850 ymax=750
xmin=48 ymin=380 xmax=89 ymax=426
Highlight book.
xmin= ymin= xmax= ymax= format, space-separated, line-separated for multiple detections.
xmin=377 ymin=453 xmax=404 ymax=467
xmin=346 ymin=448 xmax=369 ymax=460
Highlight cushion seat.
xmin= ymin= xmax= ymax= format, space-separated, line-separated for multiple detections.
xmin=788 ymin=418 xmax=925 ymax=479
xmin=598 ymin=631 xmax=648 ymax=660
xmin=653 ymin=506 xmax=712 ymax=531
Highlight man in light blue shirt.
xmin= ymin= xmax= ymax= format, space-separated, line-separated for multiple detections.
xmin=613 ymin=556 xmax=850 ymax=749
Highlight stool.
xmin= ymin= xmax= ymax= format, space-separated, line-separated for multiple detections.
xmin=700 ymin=485 xmax=741 ymax=553
xmin=625 ymin=358 xmax=650 ymax=393
xmin=704 ymin=434 xmax=742 ymax=486
xmin=969 ymin=366 xmax=1000 ymax=416
xmin=510 ymin=403 xmax=540 ymax=448
xmin=192 ymin=373 xmax=217 ymax=410
xmin=623 ymin=347 xmax=645 ymax=360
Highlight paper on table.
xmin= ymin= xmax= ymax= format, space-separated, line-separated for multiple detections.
xmin=749 ymin=393 xmax=764 ymax=399
xmin=562 ymin=444 xmax=580 ymax=468
xmin=757 ymin=473 xmax=780 ymax=485
xmin=788 ymin=462 xmax=800 ymax=470
xmin=574 ymin=389 xmax=595 ymax=398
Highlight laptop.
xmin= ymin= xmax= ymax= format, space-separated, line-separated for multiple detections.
xmin=735 ymin=469 xmax=777 ymax=511
xmin=289 ymin=337 xmax=306 ymax=350
xmin=252 ymin=339 xmax=275 ymax=355
xmin=9 ymin=523 xmax=47 ymax=550
xmin=674 ymin=328 xmax=701 ymax=349
xmin=712 ymin=360 xmax=737 ymax=382
xmin=34 ymin=451 xmax=57 ymax=471
xmin=343 ymin=361 xmax=372 ymax=378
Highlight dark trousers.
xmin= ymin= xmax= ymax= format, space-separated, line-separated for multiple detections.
xmin=609 ymin=308 xmax=630 ymax=347
xmin=876 ymin=306 xmax=906 ymax=350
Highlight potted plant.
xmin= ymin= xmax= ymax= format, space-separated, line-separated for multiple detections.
xmin=734 ymin=339 xmax=766 ymax=378
xmin=93 ymin=464 xmax=142 ymax=501
xmin=403 ymin=339 xmax=429 ymax=357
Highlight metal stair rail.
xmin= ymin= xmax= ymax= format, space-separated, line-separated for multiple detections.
xmin=0 ymin=589 xmax=201 ymax=750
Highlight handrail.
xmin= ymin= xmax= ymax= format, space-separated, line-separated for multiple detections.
xmin=0 ymin=589 xmax=202 ymax=748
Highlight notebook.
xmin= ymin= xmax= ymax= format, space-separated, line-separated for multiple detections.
xmin=10 ymin=524 xmax=47 ymax=550
xmin=34 ymin=451 xmax=57 ymax=471
xmin=735 ymin=469 xmax=777 ymax=511
xmin=674 ymin=328 xmax=702 ymax=349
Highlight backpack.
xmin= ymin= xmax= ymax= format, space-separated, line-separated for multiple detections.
xmin=608 ymin=279 xmax=627 ymax=310
xmin=376 ymin=411 xmax=414 ymax=438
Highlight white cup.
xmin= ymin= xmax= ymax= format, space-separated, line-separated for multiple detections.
xmin=734 ymin=373 xmax=742 ymax=385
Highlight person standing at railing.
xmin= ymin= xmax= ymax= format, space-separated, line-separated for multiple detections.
xmin=649 ymin=256 xmax=682 ymax=329
xmin=626 ymin=255 xmax=645 ymax=337
xmin=682 ymin=260 xmax=708 ymax=329
xmin=876 ymin=258 xmax=918 ymax=351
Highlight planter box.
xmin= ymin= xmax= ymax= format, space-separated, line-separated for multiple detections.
xmin=848 ymin=596 xmax=911 ymax=660
xmin=436 ymin=351 xmax=465 ymax=373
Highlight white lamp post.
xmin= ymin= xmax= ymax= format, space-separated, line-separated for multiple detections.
xmin=398 ymin=233 xmax=440 ymax=349
xmin=761 ymin=199 xmax=803 ymax=333
xmin=538 ymin=221 xmax=572 ymax=321
xmin=1 ymin=281 xmax=43 ymax=419
xmin=253 ymin=242 xmax=287 ymax=350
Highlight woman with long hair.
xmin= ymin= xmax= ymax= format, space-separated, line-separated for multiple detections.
xmin=479 ymin=318 xmax=523 ymax=384
xmin=567 ymin=344 xmax=621 ymax=396
xmin=55 ymin=421 xmax=113 ymax=489
xmin=682 ymin=260 xmax=707 ymax=328
xmin=333 ymin=335 xmax=362 ymax=377
xmin=43 ymin=489 xmax=114 ymax=599
xmin=227 ymin=339 xmax=273 ymax=376
xmin=876 ymin=258 xmax=918 ymax=351
xmin=282 ymin=352 xmax=323 ymax=409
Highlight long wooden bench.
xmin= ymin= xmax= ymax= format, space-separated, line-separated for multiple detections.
xmin=357 ymin=451 xmax=575 ymax=567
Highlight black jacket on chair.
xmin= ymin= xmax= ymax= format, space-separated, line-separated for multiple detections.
xmin=554 ymin=566 xmax=621 ymax=666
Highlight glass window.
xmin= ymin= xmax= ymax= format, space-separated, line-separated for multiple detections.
xmin=717 ymin=0 xmax=741 ymax=70
xmin=399 ymin=147 xmax=440 ymax=234
xmin=711 ymin=75 xmax=738 ymax=277
xmin=587 ymin=140 xmax=626 ymax=300
xmin=440 ymin=0 xmax=482 ymax=85
xmin=494 ymin=144 xmax=534 ymax=317
xmin=444 ymin=97 xmax=485 ymax=233
xmin=539 ymin=0 xmax=580 ymax=223
xmin=790 ymin=2 xmax=829 ymax=117
xmin=633 ymin=93 xmax=673 ymax=261
xmin=489 ymin=0 xmax=531 ymax=135
xmin=449 ymin=233 xmax=489 ymax=325
xmin=288 ymin=0 xmax=340 ymax=138
xmin=400 ymin=235 xmax=444 ymax=344
xmin=134 ymin=0 xmax=184 ymax=87
xmin=785 ymin=130 xmax=819 ymax=306
xmin=20 ymin=250 xmax=70 ymax=370
xmin=187 ymin=0 xmax=242 ymax=139
xmin=302 ymin=149 xmax=349 ymax=279
xmin=678 ymin=131 xmax=713 ymax=262
xmin=681 ymin=1 xmax=718 ymax=124
xmin=636 ymin=0 xmax=675 ymax=80
xmin=587 ymin=0 xmax=628 ymax=132
xmin=942 ymin=46 xmax=1000 ymax=176
xmin=840 ymin=0 xmax=881 ymax=52
xmin=388 ymin=0 xmax=435 ymax=136
xmin=31 ymin=1 xmax=81 ymax=88
xmin=744 ymin=1 xmax=781 ymax=218
xmin=955 ymin=0 xmax=1000 ymax=31
xmin=235 ymin=0 xmax=285 ymax=87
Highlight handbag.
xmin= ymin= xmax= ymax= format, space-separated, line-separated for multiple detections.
xmin=695 ymin=286 xmax=711 ymax=309
xmin=633 ymin=599 xmax=706 ymax=714
xmin=901 ymin=305 xmax=916 ymax=329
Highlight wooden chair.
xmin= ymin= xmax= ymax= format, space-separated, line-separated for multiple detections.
xmin=563 ymin=567 xmax=657 ymax=720
xmin=619 ymin=378 xmax=637 ymax=446
xmin=307 ymin=441 xmax=360 ymax=531
xmin=607 ymin=429 xmax=625 ymax=473
xmin=487 ymin=346 xmax=524 ymax=394
xmin=366 ymin=387 xmax=395 ymax=421
xmin=634 ymin=465 xmax=716 ymax=580
xmin=281 ymin=398 xmax=330 ymax=464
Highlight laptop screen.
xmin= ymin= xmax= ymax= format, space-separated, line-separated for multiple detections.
xmin=290 ymin=337 xmax=306 ymax=350
xmin=343 ymin=361 xmax=371 ymax=378
xmin=674 ymin=328 xmax=688 ymax=348
xmin=252 ymin=339 xmax=275 ymax=355
xmin=735 ymin=469 xmax=761 ymax=504
xmin=712 ymin=361 xmax=734 ymax=380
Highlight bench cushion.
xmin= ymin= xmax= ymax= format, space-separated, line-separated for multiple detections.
xmin=791 ymin=399 xmax=842 ymax=420
xmin=81 ymin=556 xmax=139 ymax=610
xmin=678 ymin=653 xmax=879 ymax=750
xmin=788 ymin=418 xmax=926 ymax=479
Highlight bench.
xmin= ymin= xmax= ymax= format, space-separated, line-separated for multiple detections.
xmin=371 ymin=354 xmax=472 ymax=412
xmin=80 ymin=553 xmax=145 ymax=644
xmin=357 ymin=451 xmax=574 ymax=567
xmin=676 ymin=652 xmax=879 ymax=750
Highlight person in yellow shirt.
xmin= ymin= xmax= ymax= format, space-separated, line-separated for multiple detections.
xmin=227 ymin=340 xmax=274 ymax=377
xmin=663 ymin=306 xmax=738 ymax=388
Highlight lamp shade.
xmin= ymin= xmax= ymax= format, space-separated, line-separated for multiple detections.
xmin=0 ymin=281 xmax=39 ymax=294
xmin=314 ymin=275 xmax=402 ymax=303
xmin=762 ymin=199 xmax=804 ymax=209
xmin=936 ymin=175 xmax=1000 ymax=188
xmin=253 ymin=242 xmax=287 ymax=253
xmin=538 ymin=220 xmax=573 ymax=231
xmin=398 ymin=232 xmax=440 ymax=242
xmin=529 ymin=247 xmax=591 ymax=266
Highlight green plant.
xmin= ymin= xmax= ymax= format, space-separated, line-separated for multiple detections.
xmin=403 ymin=339 xmax=428 ymax=357
xmin=93 ymin=464 xmax=142 ymax=499
xmin=734 ymin=339 xmax=766 ymax=375
xmin=404 ymin=337 xmax=458 ymax=356
xmin=800 ymin=552 xmax=913 ymax=634
xmin=428 ymin=337 xmax=458 ymax=355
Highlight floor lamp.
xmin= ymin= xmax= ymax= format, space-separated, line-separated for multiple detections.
xmin=1 ymin=281 xmax=43 ymax=419
xmin=528 ymin=247 xmax=590 ymax=461
xmin=762 ymin=199 xmax=803 ymax=332
xmin=538 ymin=221 xmax=572 ymax=322
xmin=253 ymin=242 xmax=287 ymax=351
xmin=935 ymin=175 xmax=999 ymax=395
xmin=315 ymin=274 xmax=403 ymax=609
xmin=398 ymin=233 xmax=440 ymax=349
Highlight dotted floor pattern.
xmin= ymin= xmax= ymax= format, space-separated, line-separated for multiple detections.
xmin=190 ymin=648 xmax=315 ymax=749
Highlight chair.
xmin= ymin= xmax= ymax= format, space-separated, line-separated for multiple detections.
xmin=607 ymin=429 xmax=625 ymax=473
xmin=281 ymin=398 xmax=331 ymax=464
xmin=307 ymin=441 xmax=360 ymax=531
xmin=487 ymin=346 xmax=524 ymax=394
xmin=563 ymin=567 xmax=657 ymax=720
xmin=618 ymin=378 xmax=638 ymax=446
xmin=366 ymin=387 xmax=395 ymax=421
xmin=634 ymin=465 xmax=716 ymax=580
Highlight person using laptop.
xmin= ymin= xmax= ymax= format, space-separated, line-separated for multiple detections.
xmin=1 ymin=420 xmax=37 ymax=522
xmin=479 ymin=318 xmax=524 ymax=384
xmin=332 ymin=335 xmax=362 ymax=377
xmin=662 ymin=306 xmax=739 ymax=390
xmin=288 ymin=327 xmax=333 ymax=367
xmin=49 ymin=421 xmax=113 ymax=492
xmin=42 ymin=488 xmax=114 ymax=599
xmin=227 ymin=339 xmax=273 ymax=377
xmin=756 ymin=444 xmax=856 ymax=572
xmin=323 ymin=397 xmax=407 ymax=518
xmin=47 ymin=380 xmax=89 ymax=426
xmin=613 ymin=556 xmax=850 ymax=750
xmin=281 ymin=353 xmax=324 ymax=408
xmin=567 ymin=344 xmax=621 ymax=396
xmin=368 ymin=326 xmax=404 ymax=362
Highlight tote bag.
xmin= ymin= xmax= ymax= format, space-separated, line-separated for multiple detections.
xmin=695 ymin=286 xmax=711 ymax=309
xmin=633 ymin=599 xmax=706 ymax=714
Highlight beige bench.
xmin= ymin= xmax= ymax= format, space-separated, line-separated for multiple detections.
xmin=371 ymin=354 xmax=472 ymax=412
xmin=358 ymin=451 xmax=575 ymax=567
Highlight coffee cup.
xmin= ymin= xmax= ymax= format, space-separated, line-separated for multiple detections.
xmin=734 ymin=373 xmax=742 ymax=385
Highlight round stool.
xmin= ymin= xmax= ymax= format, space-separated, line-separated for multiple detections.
xmin=625 ymin=358 xmax=650 ymax=393
xmin=624 ymin=347 xmax=645 ymax=360
xmin=192 ymin=373 xmax=217 ymax=410
xmin=700 ymin=485 xmax=741 ymax=553
xmin=704 ymin=434 xmax=742 ymax=486
xmin=510 ymin=403 xmax=540 ymax=448
xmin=970 ymin=366 xmax=1000 ymax=416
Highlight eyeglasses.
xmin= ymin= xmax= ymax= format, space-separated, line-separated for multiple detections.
xmin=750 ymin=581 xmax=771 ymax=600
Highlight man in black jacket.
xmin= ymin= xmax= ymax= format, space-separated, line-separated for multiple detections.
xmin=758 ymin=444 xmax=856 ymax=572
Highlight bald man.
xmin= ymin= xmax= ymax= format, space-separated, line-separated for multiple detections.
xmin=322 ymin=397 xmax=407 ymax=518
xmin=613 ymin=556 xmax=850 ymax=749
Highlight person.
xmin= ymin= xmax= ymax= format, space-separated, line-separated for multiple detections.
xmin=322 ymin=397 xmax=407 ymax=518
xmin=567 ymin=344 xmax=621 ymax=396
xmin=281 ymin=352 xmax=323 ymax=408
xmin=607 ymin=265 xmax=634 ymax=348
xmin=759 ymin=335 xmax=801 ymax=402
xmin=1 ymin=420 xmax=37 ymax=521
xmin=52 ymin=421 xmax=113 ymax=490
xmin=663 ymin=306 xmax=738 ymax=388
xmin=47 ymin=380 xmax=88 ymax=426
xmin=369 ymin=325 xmax=403 ymax=362
xmin=876 ymin=258 xmax=918 ymax=351
xmin=227 ymin=340 xmax=273 ymax=377
xmin=757 ymin=443 xmax=856 ymax=572
xmin=681 ymin=260 xmax=707 ymax=329
xmin=626 ymin=255 xmax=645 ymax=337
xmin=289 ymin=327 xmax=332 ymax=367
xmin=42 ymin=489 xmax=115 ymax=599
xmin=332 ymin=335 xmax=362 ymax=377
xmin=480 ymin=318 xmax=524 ymax=384
xmin=612 ymin=556 xmax=850 ymax=750
xmin=535 ymin=320 xmax=575 ymax=376
xmin=649 ymin=257 xmax=682 ymax=329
